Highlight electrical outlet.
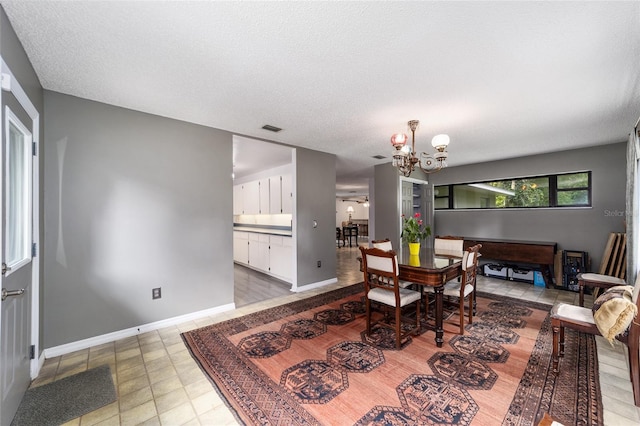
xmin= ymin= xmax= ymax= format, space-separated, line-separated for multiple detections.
xmin=152 ymin=287 xmax=161 ymax=299
xmin=317 ymin=260 xmax=321 ymax=268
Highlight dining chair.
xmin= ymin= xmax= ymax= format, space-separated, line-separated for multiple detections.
xmin=434 ymin=235 xmax=464 ymax=254
xmin=359 ymin=246 xmax=422 ymax=349
xmin=424 ymin=243 xmax=481 ymax=335
xmin=336 ymin=227 xmax=343 ymax=248
xmin=371 ymin=238 xmax=393 ymax=251
xmin=550 ymin=274 xmax=640 ymax=406
xmin=371 ymin=238 xmax=415 ymax=289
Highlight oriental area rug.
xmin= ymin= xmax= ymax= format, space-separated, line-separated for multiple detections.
xmin=182 ymin=284 xmax=602 ymax=425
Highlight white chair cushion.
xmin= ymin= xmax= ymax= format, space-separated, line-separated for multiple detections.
xmin=443 ymin=281 xmax=474 ymax=297
xmin=368 ymin=287 xmax=422 ymax=307
xmin=554 ymin=303 xmax=595 ymax=324
xmin=398 ymin=280 xmax=415 ymax=289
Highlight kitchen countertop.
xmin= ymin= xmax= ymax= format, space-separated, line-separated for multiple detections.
xmin=233 ymin=226 xmax=292 ymax=237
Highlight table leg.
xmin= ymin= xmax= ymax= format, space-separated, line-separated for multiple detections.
xmin=435 ymin=285 xmax=444 ymax=347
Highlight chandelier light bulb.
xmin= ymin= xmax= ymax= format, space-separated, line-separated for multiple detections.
xmin=431 ymin=134 xmax=450 ymax=149
xmin=390 ymin=133 xmax=408 ymax=147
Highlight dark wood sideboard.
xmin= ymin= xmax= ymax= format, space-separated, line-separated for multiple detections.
xmin=463 ymin=237 xmax=557 ymax=287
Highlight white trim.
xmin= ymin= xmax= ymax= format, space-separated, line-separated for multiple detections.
xmin=0 ymin=61 xmax=38 ymax=120
xmin=43 ymin=303 xmax=236 ymax=358
xmin=291 ymin=148 xmax=298 ymax=290
xmin=292 ymin=277 xmax=337 ymax=293
xmin=0 ymin=59 xmax=41 ymax=379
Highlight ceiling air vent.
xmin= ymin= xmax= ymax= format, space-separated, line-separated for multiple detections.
xmin=372 ymin=155 xmax=386 ymax=159
xmin=262 ymin=124 xmax=282 ymax=132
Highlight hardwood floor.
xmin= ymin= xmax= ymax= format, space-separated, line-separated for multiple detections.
xmin=233 ymin=265 xmax=292 ymax=307
xmin=233 ymin=237 xmax=366 ymax=307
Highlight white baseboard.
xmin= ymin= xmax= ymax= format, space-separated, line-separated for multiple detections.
xmin=43 ymin=302 xmax=236 ymax=359
xmin=293 ymin=278 xmax=337 ymax=292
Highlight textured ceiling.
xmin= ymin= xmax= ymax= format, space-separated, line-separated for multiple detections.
xmin=3 ymin=1 xmax=639 ymax=197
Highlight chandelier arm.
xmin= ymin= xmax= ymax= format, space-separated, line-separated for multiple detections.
xmin=418 ymin=163 xmax=444 ymax=174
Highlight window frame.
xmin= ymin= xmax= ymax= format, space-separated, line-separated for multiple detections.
xmin=434 ymin=171 xmax=592 ymax=210
xmin=4 ymin=106 xmax=33 ymax=273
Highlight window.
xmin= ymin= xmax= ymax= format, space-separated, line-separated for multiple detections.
xmin=435 ymin=172 xmax=591 ymax=210
xmin=556 ymin=172 xmax=591 ymax=206
xmin=4 ymin=108 xmax=33 ymax=270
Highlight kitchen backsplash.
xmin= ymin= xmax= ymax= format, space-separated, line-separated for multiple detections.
xmin=233 ymin=214 xmax=293 ymax=228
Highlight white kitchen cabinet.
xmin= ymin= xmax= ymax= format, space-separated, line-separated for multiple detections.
xmin=233 ymin=185 xmax=244 ymax=215
xmin=242 ymin=180 xmax=260 ymax=214
xmin=235 ymin=174 xmax=292 ymax=215
xmin=270 ymin=235 xmax=292 ymax=281
xmin=281 ymin=174 xmax=293 ymax=214
xmin=233 ymin=231 xmax=249 ymax=264
xmin=269 ymin=174 xmax=292 ymax=214
xmin=248 ymin=233 xmax=270 ymax=272
xmin=259 ymin=178 xmax=270 ymax=214
xmin=269 ymin=176 xmax=282 ymax=214
xmin=236 ymin=231 xmax=293 ymax=283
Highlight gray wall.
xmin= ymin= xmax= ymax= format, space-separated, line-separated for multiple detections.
xmin=372 ymin=164 xmax=432 ymax=248
xmin=0 ymin=7 xmax=45 ymax=352
xmin=43 ymin=91 xmax=234 ymax=348
xmin=373 ymin=163 xmax=401 ymax=244
xmin=428 ymin=143 xmax=627 ymax=271
xmin=295 ymin=148 xmax=337 ymax=286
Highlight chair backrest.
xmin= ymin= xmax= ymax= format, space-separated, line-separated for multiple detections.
xmin=359 ymin=246 xmax=400 ymax=294
xmin=435 ymin=236 xmax=464 ymax=253
xmin=372 ymin=238 xmax=393 ymax=251
xmin=461 ymin=244 xmax=482 ymax=288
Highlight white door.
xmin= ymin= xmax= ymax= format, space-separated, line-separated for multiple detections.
xmin=0 ymin=104 xmax=34 ymax=425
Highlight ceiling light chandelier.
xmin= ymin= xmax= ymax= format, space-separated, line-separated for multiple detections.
xmin=390 ymin=120 xmax=450 ymax=176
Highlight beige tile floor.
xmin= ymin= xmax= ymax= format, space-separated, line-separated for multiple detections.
xmin=29 ymin=243 xmax=640 ymax=425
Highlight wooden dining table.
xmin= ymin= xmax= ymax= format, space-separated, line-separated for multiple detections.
xmin=396 ymin=247 xmax=464 ymax=348
xmin=359 ymin=246 xmax=464 ymax=347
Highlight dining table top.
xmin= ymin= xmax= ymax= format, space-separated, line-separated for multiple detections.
xmin=395 ymin=247 xmax=465 ymax=287
xmin=397 ymin=247 xmax=464 ymax=269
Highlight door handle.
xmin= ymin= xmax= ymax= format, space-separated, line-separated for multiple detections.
xmin=1 ymin=262 xmax=10 ymax=276
xmin=1 ymin=288 xmax=25 ymax=301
